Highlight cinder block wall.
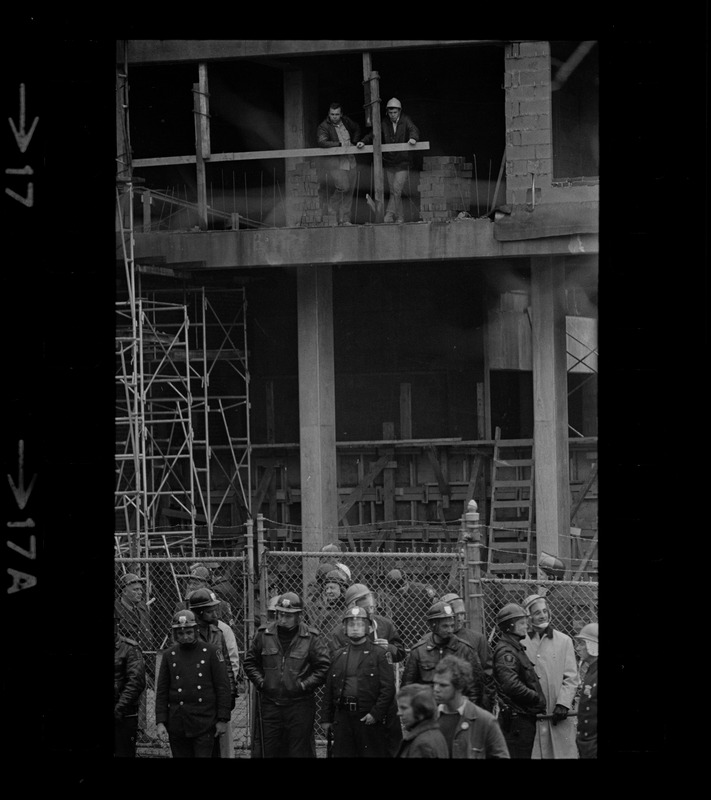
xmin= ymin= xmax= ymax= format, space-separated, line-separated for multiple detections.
xmin=287 ymin=159 xmax=330 ymax=226
xmin=504 ymin=41 xmax=553 ymax=208
xmin=419 ymin=156 xmax=473 ymax=221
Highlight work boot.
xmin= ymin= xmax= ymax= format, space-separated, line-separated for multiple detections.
xmin=395 ymin=215 xmax=404 ymax=223
xmin=340 ymin=215 xmax=353 ymax=226
xmin=383 ymin=212 xmax=395 ymax=223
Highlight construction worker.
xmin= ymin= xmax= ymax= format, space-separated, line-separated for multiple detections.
xmin=433 ymin=654 xmax=510 ymax=759
xmin=402 ymin=600 xmax=486 ymax=706
xmin=356 ymin=97 xmax=421 ymax=223
xmin=309 ymin=567 xmax=350 ymax=636
xmin=321 ymin=606 xmax=395 ymax=758
xmin=492 ymin=603 xmax=546 ymax=758
xmin=316 ymin=101 xmax=362 ymax=225
xmin=440 ymin=592 xmax=497 ymax=712
xmin=574 ymin=622 xmax=598 ymax=759
xmin=114 ymin=572 xmax=153 ymax=651
xmin=522 ymin=593 xmax=580 ymax=758
xmin=385 ymin=568 xmax=437 ymax=648
xmin=243 ymin=592 xmax=330 ymax=758
xmin=395 ymin=683 xmax=449 ymax=758
xmin=187 ymin=588 xmax=239 ymax=757
xmin=155 ymin=610 xmax=231 ymax=758
xmin=114 ymin=610 xmax=146 ymax=757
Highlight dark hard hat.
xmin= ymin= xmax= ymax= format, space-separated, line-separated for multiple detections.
xmin=172 ymin=609 xmax=197 ymax=628
xmin=321 ymin=543 xmax=342 ymax=554
xmin=426 ymin=601 xmax=455 ymax=622
xmin=120 ymin=573 xmax=144 ymax=589
xmin=575 ymin=622 xmax=598 ymax=644
xmin=187 ymin=587 xmax=220 ymax=609
xmin=440 ymin=593 xmax=465 ymax=615
xmin=316 ymin=563 xmax=334 ymax=581
xmin=386 ymin=569 xmax=404 ymax=584
xmin=496 ymin=603 xmax=527 ymax=627
xmin=275 ymin=592 xmax=303 ymax=613
xmin=344 ymin=583 xmax=371 ymax=607
xmin=343 ymin=606 xmax=370 ymax=623
xmin=189 ymin=565 xmax=211 ymax=582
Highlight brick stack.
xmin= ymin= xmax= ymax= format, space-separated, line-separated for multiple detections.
xmin=286 ymin=160 xmax=332 ymax=226
xmin=419 ymin=156 xmax=472 ymax=221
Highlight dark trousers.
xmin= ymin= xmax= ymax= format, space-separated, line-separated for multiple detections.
xmin=332 ymin=708 xmax=389 ymax=758
xmin=259 ymin=697 xmax=316 ymax=758
xmin=168 ymin=728 xmax=216 ymax=758
xmin=577 ymin=737 xmax=597 ymax=759
xmin=114 ymin=715 xmax=138 ymax=757
xmin=502 ymin=713 xmax=537 ymax=759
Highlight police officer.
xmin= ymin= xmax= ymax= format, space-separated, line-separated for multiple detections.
xmin=492 ymin=603 xmax=546 ymax=758
xmin=155 ymin=610 xmax=231 ymax=758
xmin=188 ymin=588 xmax=239 ymax=757
xmin=321 ymin=606 xmax=395 ymax=758
xmin=114 ymin=610 xmax=146 ymax=757
xmin=574 ymin=622 xmax=598 ymax=759
xmin=243 ymin=592 xmax=330 ymax=758
xmin=440 ymin=592 xmax=497 ymax=712
xmin=175 ymin=563 xmax=236 ymax=632
xmin=402 ymin=600 xmax=486 ymax=706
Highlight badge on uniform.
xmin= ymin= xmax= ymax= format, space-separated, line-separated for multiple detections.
xmin=583 ymin=684 xmax=592 ymax=698
xmin=504 ymin=653 xmax=516 ymax=665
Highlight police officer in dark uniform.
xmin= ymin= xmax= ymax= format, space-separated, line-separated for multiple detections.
xmin=492 ymin=603 xmax=547 ymax=758
xmin=155 ymin=609 xmax=232 ymax=758
xmin=321 ymin=606 xmax=395 ymax=758
xmin=386 ymin=569 xmax=437 ymax=648
xmin=243 ymin=592 xmax=330 ymax=758
xmin=114 ymin=610 xmax=146 ymax=757
xmin=403 ymin=600 xmax=486 ymax=706
xmin=574 ymin=622 xmax=598 ymax=759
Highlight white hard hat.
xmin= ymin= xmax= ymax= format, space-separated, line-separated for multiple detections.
xmin=386 ymin=97 xmax=402 ymax=109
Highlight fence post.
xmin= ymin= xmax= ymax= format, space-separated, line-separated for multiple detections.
xmin=256 ymin=514 xmax=266 ymax=626
xmin=245 ymin=518 xmax=255 ymax=644
xmin=463 ymin=500 xmax=485 ymax=635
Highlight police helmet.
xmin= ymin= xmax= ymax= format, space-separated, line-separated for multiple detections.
xmin=344 ymin=583 xmax=371 ymax=607
xmin=575 ymin=622 xmax=598 ymax=644
xmin=275 ymin=592 xmax=303 ymax=614
xmin=187 ymin=587 xmax=220 ymax=609
xmin=324 ymin=568 xmax=349 ymax=589
xmin=440 ymin=593 xmax=466 ymax=615
xmin=342 ymin=605 xmax=371 ymax=624
xmin=426 ymin=601 xmax=455 ymax=622
xmin=496 ymin=603 xmax=527 ymax=628
xmin=172 ymin=609 xmax=198 ymax=628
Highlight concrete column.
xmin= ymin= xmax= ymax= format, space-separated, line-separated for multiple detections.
xmin=530 ymin=257 xmax=571 ymax=571
xmin=297 ymin=265 xmax=338 ymax=552
xmin=284 ymin=68 xmax=317 ymax=227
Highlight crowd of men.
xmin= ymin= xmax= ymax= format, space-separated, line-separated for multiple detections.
xmin=115 ymin=556 xmax=597 ymax=760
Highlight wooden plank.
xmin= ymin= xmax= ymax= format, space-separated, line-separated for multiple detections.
xmin=572 ymin=533 xmax=598 ymax=581
xmin=464 ymin=455 xmax=482 ymax=506
xmin=252 ymin=463 xmax=276 ymax=513
xmin=131 ymin=141 xmax=431 ymax=169
xmin=338 ymin=450 xmax=394 ymax=522
xmin=570 ymin=462 xmax=598 ymax=524
xmin=425 ymin=446 xmax=450 ymax=501
xmin=265 ymin=380 xmax=275 ymax=444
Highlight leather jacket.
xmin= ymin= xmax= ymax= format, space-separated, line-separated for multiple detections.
xmin=244 ymin=620 xmax=330 ymax=704
xmin=114 ymin=635 xmax=146 ymax=718
xmin=359 ymin=113 xmax=420 ymax=167
xmin=493 ymin=632 xmax=546 ymax=715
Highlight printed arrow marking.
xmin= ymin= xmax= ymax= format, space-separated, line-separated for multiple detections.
xmin=8 ymin=83 xmax=39 ymax=154
xmin=5 ymin=184 xmax=34 ymax=207
xmin=7 ymin=440 xmax=37 ymax=510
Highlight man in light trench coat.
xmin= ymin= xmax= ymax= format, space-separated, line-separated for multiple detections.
xmin=522 ymin=594 xmax=580 ymax=758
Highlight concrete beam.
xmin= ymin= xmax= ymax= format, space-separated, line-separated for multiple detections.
xmin=131 ymin=221 xmax=598 ymax=270
xmin=122 ymin=40 xmax=494 ymax=66
xmin=530 ymin=256 xmax=571 ymax=573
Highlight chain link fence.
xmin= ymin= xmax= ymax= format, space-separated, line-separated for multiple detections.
xmin=115 ymin=534 xmax=597 ymax=758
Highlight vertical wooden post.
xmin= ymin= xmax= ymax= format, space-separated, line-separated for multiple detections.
xmin=362 ymin=54 xmax=384 ymax=221
xmin=193 ymin=63 xmax=210 ymax=230
xmin=245 ymin=517 xmax=255 ymax=642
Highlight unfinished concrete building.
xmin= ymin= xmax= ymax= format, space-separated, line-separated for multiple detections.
xmin=115 ymin=39 xmax=598 ymax=580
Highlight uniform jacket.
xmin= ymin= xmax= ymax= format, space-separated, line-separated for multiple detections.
xmin=493 ymin=632 xmax=546 ymax=715
xmin=321 ymin=640 xmax=395 ymax=724
xmin=217 ymin=619 xmax=241 ymax=684
xmin=243 ymin=620 xmax=330 ymax=705
xmin=523 ymin=626 xmax=580 ymax=759
xmin=439 ymin=699 xmax=510 ymax=759
xmin=403 ymin=633 xmax=485 ymax=706
xmin=114 ymin=598 xmax=153 ymax=651
xmin=197 ymin=622 xmax=237 ymax=699
xmin=360 ymin=113 xmax=420 ymax=167
xmin=576 ymin=658 xmax=597 ymax=757
xmin=395 ymin=718 xmax=449 ymax=758
xmin=155 ymin=640 xmax=231 ymax=738
xmin=456 ymin=625 xmax=497 ymax=712
xmin=114 ymin=635 xmax=146 ymax=718
xmin=316 ymin=114 xmax=362 ymax=171
xmin=328 ymin=613 xmax=407 ymax=664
